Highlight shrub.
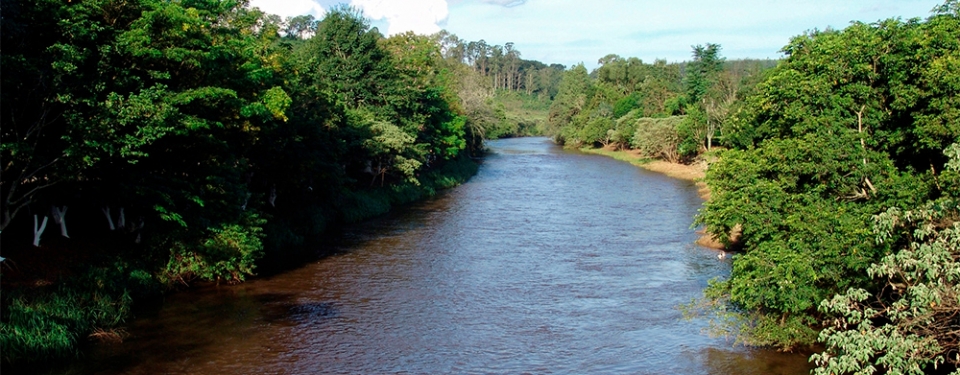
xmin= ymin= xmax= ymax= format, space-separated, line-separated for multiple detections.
xmin=631 ymin=116 xmax=685 ymax=162
xmin=161 ymin=212 xmax=265 ymax=285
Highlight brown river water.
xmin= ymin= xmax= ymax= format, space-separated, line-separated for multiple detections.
xmin=61 ymin=137 xmax=812 ymax=374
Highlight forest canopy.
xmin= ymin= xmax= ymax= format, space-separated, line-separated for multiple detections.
xmin=0 ymin=0 xmax=492 ymax=363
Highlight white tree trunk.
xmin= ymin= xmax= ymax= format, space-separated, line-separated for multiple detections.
xmin=117 ymin=207 xmax=126 ymax=229
xmin=33 ymin=214 xmax=48 ymax=247
xmin=269 ymin=185 xmax=277 ymax=207
xmin=102 ymin=206 xmax=116 ymax=230
xmin=241 ymin=192 xmax=251 ymax=211
xmin=51 ymin=205 xmax=69 ymax=238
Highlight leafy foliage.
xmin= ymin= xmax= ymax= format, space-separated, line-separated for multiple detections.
xmin=811 ymin=144 xmax=960 ymax=375
xmin=694 ymin=3 xmax=960 ymax=352
xmin=544 ymin=48 xmax=770 ymax=157
xmin=0 ymin=0 xmax=482 ymax=363
xmin=631 ymin=116 xmax=685 ymax=163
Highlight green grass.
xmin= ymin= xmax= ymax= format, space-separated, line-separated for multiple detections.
xmin=579 ymin=147 xmax=654 ymax=167
xmin=1 ymin=263 xmax=154 ymax=364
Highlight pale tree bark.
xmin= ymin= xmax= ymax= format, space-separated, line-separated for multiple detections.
xmin=241 ymin=192 xmax=252 ymax=211
xmin=117 ymin=207 xmax=126 ymax=229
xmin=102 ymin=206 xmax=116 ymax=230
xmin=33 ymin=214 xmax=48 ymax=247
xmin=50 ymin=205 xmax=68 ymax=238
xmin=268 ymin=185 xmax=277 ymax=207
xmin=856 ymin=105 xmax=877 ymax=195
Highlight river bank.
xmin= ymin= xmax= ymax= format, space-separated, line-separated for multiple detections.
xmin=579 ymin=147 xmax=728 ymax=249
xmin=0 ymin=156 xmax=479 ymax=368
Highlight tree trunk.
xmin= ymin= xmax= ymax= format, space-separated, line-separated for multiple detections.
xmin=241 ymin=192 xmax=251 ymax=211
xmin=856 ymin=105 xmax=877 ymax=195
xmin=33 ymin=214 xmax=48 ymax=247
xmin=134 ymin=217 xmax=145 ymax=244
xmin=117 ymin=207 xmax=126 ymax=229
xmin=268 ymin=185 xmax=277 ymax=207
xmin=51 ymin=205 xmax=69 ymax=238
xmin=102 ymin=206 xmax=116 ymax=230
xmin=706 ymin=126 xmax=713 ymax=151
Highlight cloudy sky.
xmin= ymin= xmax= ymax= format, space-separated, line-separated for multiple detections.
xmin=248 ymin=0 xmax=939 ymax=69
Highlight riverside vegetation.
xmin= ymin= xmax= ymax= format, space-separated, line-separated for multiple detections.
xmin=0 ymin=0 xmax=564 ymax=366
xmin=4 ymin=1 xmax=960 ymax=374
xmin=544 ymin=2 xmax=960 ymax=374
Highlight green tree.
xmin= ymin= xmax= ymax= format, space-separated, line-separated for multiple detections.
xmin=812 ymin=143 xmax=960 ymax=374
xmin=547 ymin=64 xmax=593 ymax=145
xmin=693 ymin=4 xmax=960 ymax=350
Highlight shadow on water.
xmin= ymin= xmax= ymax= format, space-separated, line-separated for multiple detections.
xmin=49 ymin=137 xmax=813 ymax=375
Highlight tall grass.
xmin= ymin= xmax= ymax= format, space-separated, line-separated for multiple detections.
xmin=1 ymin=264 xmax=154 ymax=364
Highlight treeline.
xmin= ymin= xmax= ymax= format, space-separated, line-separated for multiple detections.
xmin=436 ymin=33 xmax=565 ymax=98
xmin=545 ymin=50 xmax=775 ymax=160
xmin=433 ymin=33 xmax=563 ymax=139
xmin=0 ymin=0 xmax=482 ymax=364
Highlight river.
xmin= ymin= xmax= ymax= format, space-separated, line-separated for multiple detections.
xmin=63 ymin=137 xmax=812 ymax=374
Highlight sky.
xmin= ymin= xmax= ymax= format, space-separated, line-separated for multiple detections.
xmin=248 ymin=0 xmax=940 ymax=69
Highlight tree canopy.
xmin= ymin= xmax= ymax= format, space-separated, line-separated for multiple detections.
xmin=693 ymin=2 xmax=960 ymax=362
xmin=0 ymin=0 xmax=483 ymax=363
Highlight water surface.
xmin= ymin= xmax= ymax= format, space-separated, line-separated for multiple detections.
xmin=67 ymin=137 xmax=811 ymax=374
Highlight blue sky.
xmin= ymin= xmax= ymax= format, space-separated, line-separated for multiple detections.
xmin=248 ymin=0 xmax=940 ymax=69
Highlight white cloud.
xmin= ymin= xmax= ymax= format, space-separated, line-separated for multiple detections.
xmin=248 ymin=0 xmax=325 ymax=18
xmin=351 ymin=0 xmax=449 ymax=36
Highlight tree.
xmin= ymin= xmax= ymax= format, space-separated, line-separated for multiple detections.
xmin=680 ymin=43 xmax=724 ymax=152
xmin=813 ymin=144 xmax=960 ymax=374
xmin=684 ymin=43 xmax=724 ymax=105
xmin=305 ymin=5 xmax=389 ymax=108
xmin=632 ymin=117 xmax=685 ymax=162
xmin=693 ymin=5 xmax=960 ymax=350
xmin=284 ymin=15 xmax=317 ymax=39
xmin=547 ymin=64 xmax=593 ymax=144
xmin=640 ymin=59 xmax=682 ymax=116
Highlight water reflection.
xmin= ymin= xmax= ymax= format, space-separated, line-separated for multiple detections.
xmin=57 ymin=137 xmax=811 ymax=375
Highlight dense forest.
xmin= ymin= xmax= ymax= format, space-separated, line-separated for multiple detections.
xmin=540 ymin=2 xmax=960 ymax=374
xmin=0 ymin=0 xmax=544 ymax=364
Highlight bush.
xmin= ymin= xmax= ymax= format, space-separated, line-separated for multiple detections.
xmin=631 ymin=116 xmax=685 ymax=162
xmin=578 ymin=117 xmax=615 ymax=147
xmin=161 ymin=212 xmax=266 ymax=285
xmin=609 ymin=109 xmax=644 ymax=149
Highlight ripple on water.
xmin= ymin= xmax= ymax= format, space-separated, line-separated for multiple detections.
xmin=61 ymin=137 xmax=813 ymax=375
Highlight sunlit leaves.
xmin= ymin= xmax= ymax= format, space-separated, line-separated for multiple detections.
xmin=814 ymin=192 xmax=960 ymax=374
xmin=696 ymin=8 xmax=960 ymax=352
